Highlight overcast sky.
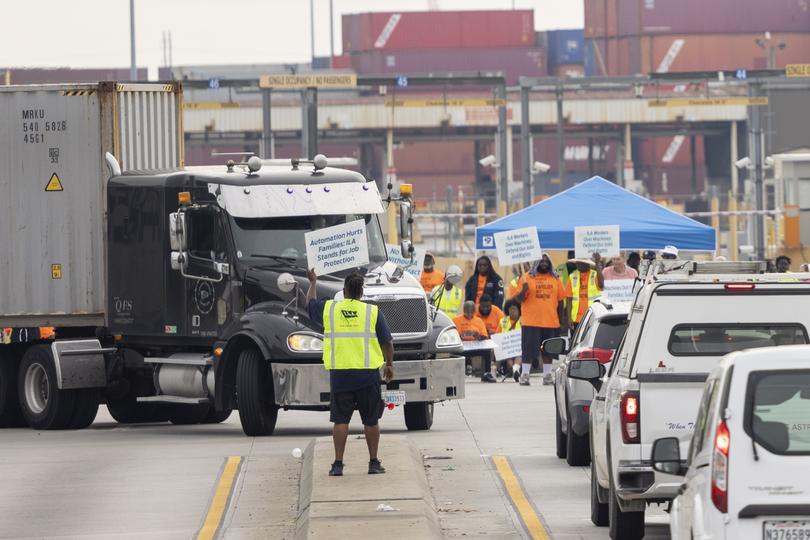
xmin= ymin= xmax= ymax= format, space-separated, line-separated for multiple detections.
xmin=0 ymin=0 xmax=583 ymax=69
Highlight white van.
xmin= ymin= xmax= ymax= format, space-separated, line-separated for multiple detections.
xmin=652 ymin=345 xmax=810 ymax=540
xmin=575 ymin=265 xmax=810 ymax=539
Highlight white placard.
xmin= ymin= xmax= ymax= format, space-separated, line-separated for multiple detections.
xmin=575 ymin=225 xmax=620 ymax=259
xmin=492 ymin=329 xmax=522 ymax=360
xmin=493 ymin=227 xmax=542 ymax=266
xmin=305 ymin=219 xmax=369 ymax=275
xmin=602 ymin=279 xmax=636 ymax=304
xmin=386 ymin=244 xmax=426 ymax=280
xmin=462 ymin=339 xmax=496 ymax=352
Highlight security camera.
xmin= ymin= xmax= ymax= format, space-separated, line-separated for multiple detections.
xmin=479 ymin=155 xmax=497 ymax=167
xmin=765 ymin=156 xmax=775 ymax=168
xmin=735 ymin=156 xmax=752 ymax=169
xmin=532 ymin=161 xmax=551 ymax=174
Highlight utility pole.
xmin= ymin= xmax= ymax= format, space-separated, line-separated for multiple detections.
xmin=310 ymin=0 xmax=316 ymax=67
xmin=555 ymin=86 xmax=566 ymax=190
xmin=496 ymin=84 xmax=508 ymax=216
xmin=329 ymin=0 xmax=335 ymax=68
xmin=750 ymin=81 xmax=766 ymax=260
xmin=129 ymin=0 xmax=137 ymax=80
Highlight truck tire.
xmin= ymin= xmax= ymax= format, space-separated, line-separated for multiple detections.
xmin=18 ymin=345 xmax=77 ymax=430
xmin=590 ymin=458 xmax=609 ymax=526
xmin=0 ymin=349 xmax=26 ymax=427
xmin=608 ymin=464 xmax=645 ymax=540
xmin=203 ymin=407 xmax=233 ymax=424
xmin=68 ymin=389 xmax=100 ymax=429
xmin=555 ymin=401 xmax=567 ymax=459
xmin=236 ymin=348 xmax=278 ymax=436
xmin=167 ymin=404 xmax=211 ymax=425
xmin=565 ymin=402 xmax=590 ymax=466
xmin=404 ymin=402 xmax=433 ymax=431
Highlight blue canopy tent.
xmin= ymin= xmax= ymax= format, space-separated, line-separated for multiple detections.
xmin=475 ymin=177 xmax=716 ymax=252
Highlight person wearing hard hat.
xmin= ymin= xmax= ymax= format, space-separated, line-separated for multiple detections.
xmin=660 ymin=245 xmax=679 ymax=260
xmin=420 ymin=252 xmax=445 ymax=293
xmin=430 ymin=265 xmax=464 ymax=318
xmin=565 ymin=253 xmax=605 ymax=335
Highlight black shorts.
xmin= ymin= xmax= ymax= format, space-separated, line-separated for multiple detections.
xmin=521 ymin=326 xmax=559 ymax=364
xmin=330 ymin=384 xmax=384 ymax=426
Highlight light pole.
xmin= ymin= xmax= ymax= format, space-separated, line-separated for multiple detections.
xmin=129 ymin=0 xmax=137 ymax=80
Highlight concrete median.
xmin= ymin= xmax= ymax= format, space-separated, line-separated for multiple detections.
xmin=296 ymin=435 xmax=441 ymax=539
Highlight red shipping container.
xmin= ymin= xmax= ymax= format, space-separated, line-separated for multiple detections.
xmin=350 ymin=47 xmax=546 ymax=85
xmin=584 ymin=0 xmax=619 ymax=38
xmin=342 ymin=10 xmax=535 ymax=52
xmin=331 ymin=55 xmax=352 ymax=69
xmin=640 ymin=0 xmax=810 ymax=36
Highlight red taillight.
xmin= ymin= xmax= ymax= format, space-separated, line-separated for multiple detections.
xmin=725 ymin=283 xmax=755 ymax=291
xmin=577 ymin=347 xmax=614 ymax=364
xmin=583 ymin=405 xmax=590 ymax=414
xmin=620 ymin=391 xmax=640 ymax=444
xmin=711 ymin=420 xmax=730 ymax=513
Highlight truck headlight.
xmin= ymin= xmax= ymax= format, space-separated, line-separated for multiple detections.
xmin=287 ymin=333 xmax=324 ymax=352
xmin=436 ymin=327 xmax=462 ymax=348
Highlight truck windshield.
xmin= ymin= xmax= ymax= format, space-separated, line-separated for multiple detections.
xmin=229 ymin=213 xmax=387 ymax=270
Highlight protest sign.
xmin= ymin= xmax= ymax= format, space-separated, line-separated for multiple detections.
xmin=462 ymin=339 xmax=496 ymax=352
xmin=492 ymin=329 xmax=522 ymax=360
xmin=305 ymin=220 xmax=369 ymax=275
xmin=602 ymin=279 xmax=636 ymax=304
xmin=493 ymin=227 xmax=542 ymax=266
xmin=575 ymin=225 xmax=620 ymax=259
xmin=386 ymin=244 xmax=426 ymax=280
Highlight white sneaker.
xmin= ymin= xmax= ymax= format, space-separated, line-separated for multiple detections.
xmin=542 ymin=374 xmax=553 ymax=385
xmin=519 ymin=374 xmax=531 ymax=386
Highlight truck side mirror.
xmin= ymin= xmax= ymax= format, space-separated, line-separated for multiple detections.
xmin=651 ymin=437 xmax=687 ymax=476
xmin=399 ymin=200 xmax=413 ymax=242
xmin=169 ymin=212 xmax=187 ymax=251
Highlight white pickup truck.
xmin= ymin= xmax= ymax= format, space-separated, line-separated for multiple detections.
xmin=572 ymin=262 xmax=810 ymax=539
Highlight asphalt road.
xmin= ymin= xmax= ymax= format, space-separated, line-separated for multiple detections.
xmin=0 ymin=375 xmax=670 ymax=539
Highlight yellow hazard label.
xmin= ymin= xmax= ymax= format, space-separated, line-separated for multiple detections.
xmin=51 ymin=264 xmax=62 ymax=279
xmin=45 ymin=173 xmax=63 ymax=192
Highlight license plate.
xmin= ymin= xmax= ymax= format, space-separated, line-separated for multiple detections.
xmin=382 ymin=390 xmax=407 ymax=406
xmin=764 ymin=521 xmax=810 ymax=540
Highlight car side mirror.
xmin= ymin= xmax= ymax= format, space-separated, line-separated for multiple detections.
xmin=651 ymin=437 xmax=686 ymax=476
xmin=568 ymin=359 xmax=605 ymax=391
xmin=542 ymin=337 xmax=568 ymax=356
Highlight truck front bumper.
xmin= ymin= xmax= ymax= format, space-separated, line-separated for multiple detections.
xmin=271 ymin=356 xmax=466 ymax=407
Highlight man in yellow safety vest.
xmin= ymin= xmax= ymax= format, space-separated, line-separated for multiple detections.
xmin=430 ymin=265 xmax=464 ymax=318
xmin=565 ymin=254 xmax=605 ymax=331
xmin=307 ymin=269 xmax=395 ymax=477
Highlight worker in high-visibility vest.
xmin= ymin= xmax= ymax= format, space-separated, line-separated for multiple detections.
xmin=307 ymin=269 xmax=394 ymax=477
xmin=430 ymin=265 xmax=464 ymax=317
xmin=565 ymin=254 xmax=605 ymax=333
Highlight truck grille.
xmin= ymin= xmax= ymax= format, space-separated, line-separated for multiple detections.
xmin=367 ymin=296 xmax=429 ymax=336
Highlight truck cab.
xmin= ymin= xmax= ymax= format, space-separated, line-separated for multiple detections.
xmin=103 ymin=154 xmax=465 ymax=435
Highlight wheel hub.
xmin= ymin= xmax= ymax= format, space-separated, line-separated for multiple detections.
xmin=24 ymin=362 xmax=49 ymax=414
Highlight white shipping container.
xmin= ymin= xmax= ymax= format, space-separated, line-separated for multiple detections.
xmin=0 ymin=82 xmax=184 ymax=327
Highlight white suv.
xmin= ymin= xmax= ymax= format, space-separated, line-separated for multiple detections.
xmin=573 ymin=268 xmax=810 ymax=539
xmin=652 ymin=345 xmax=810 ymax=540
xmin=544 ymin=300 xmax=629 ymax=467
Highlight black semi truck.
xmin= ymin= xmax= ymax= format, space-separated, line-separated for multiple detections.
xmin=0 ymin=83 xmax=465 ymax=435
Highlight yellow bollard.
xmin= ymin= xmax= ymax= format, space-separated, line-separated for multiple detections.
xmin=387 ymin=203 xmax=398 ymax=244
xmin=728 ymin=195 xmax=738 ymax=261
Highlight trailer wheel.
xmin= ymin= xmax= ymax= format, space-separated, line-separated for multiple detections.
xmin=0 ymin=349 xmax=26 ymax=427
xmin=404 ymin=402 xmax=434 ymax=431
xmin=203 ymin=407 xmax=233 ymax=424
xmin=68 ymin=389 xmax=100 ymax=429
xmin=167 ymin=404 xmax=211 ymax=425
xmin=236 ymin=348 xmax=278 ymax=436
xmin=18 ymin=345 xmax=77 ymax=430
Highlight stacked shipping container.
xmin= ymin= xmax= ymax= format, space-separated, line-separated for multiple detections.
xmin=584 ymin=0 xmax=810 ymax=75
xmin=339 ymin=10 xmax=547 ymax=84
